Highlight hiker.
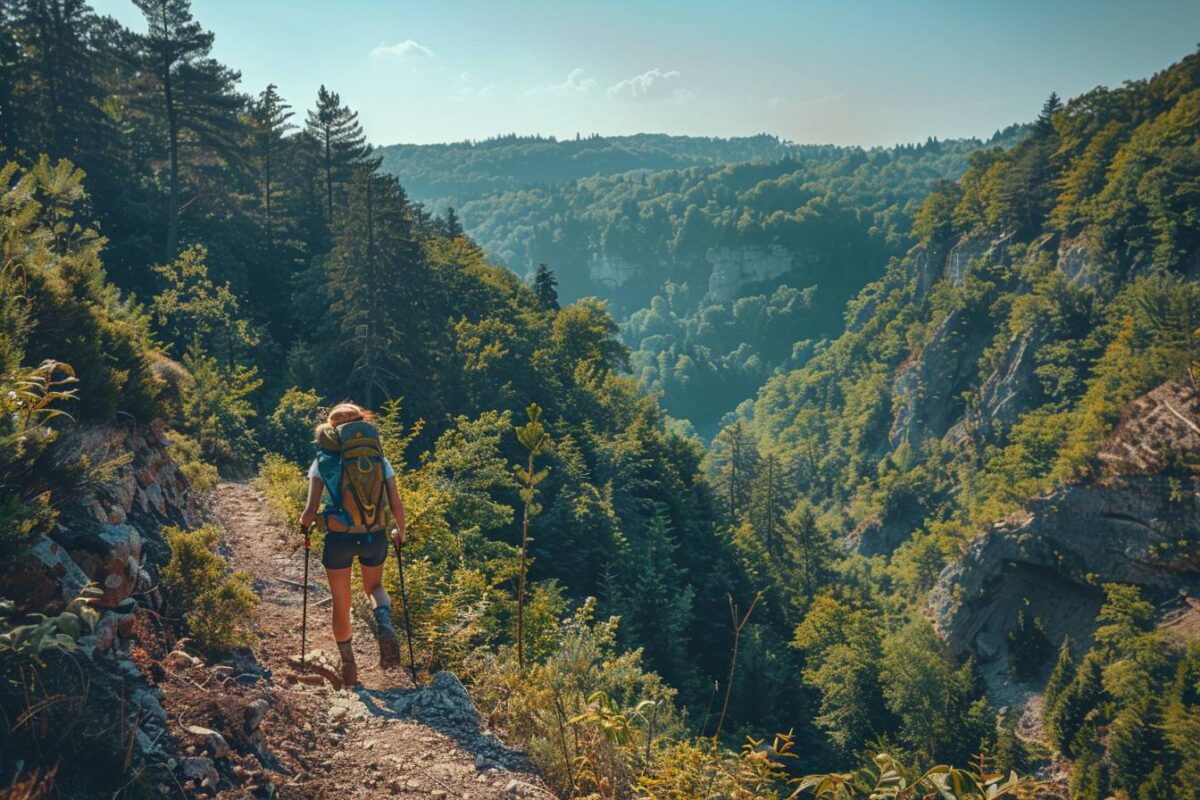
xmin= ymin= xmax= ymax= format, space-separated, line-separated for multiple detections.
xmin=298 ymin=402 xmax=407 ymax=687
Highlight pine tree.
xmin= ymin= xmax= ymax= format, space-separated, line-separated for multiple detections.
xmin=1164 ymin=643 xmax=1200 ymax=799
xmin=249 ymin=83 xmax=294 ymax=252
xmin=534 ymin=263 xmax=560 ymax=311
xmin=443 ymin=206 xmax=463 ymax=238
xmin=305 ymin=85 xmax=378 ymax=226
xmin=748 ymin=452 xmax=790 ymax=561
xmin=1069 ymin=717 xmax=1109 ymax=800
xmin=324 ymin=169 xmax=423 ymax=405
xmin=1006 ymin=598 xmax=1052 ymax=680
xmin=1044 ymin=635 xmax=1076 ymax=717
xmin=16 ymin=0 xmax=105 ymax=158
xmin=711 ymin=420 xmax=758 ymax=518
xmin=1110 ymin=694 xmax=1164 ymax=794
xmin=1048 ymin=650 xmax=1104 ymax=756
xmin=782 ymin=499 xmax=829 ymax=608
xmin=133 ymin=0 xmax=242 ymax=261
xmin=1036 ymin=91 xmax=1063 ymax=133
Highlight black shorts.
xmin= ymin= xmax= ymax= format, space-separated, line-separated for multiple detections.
xmin=321 ymin=531 xmax=389 ymax=570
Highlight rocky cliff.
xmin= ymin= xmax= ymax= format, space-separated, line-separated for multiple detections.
xmin=930 ymin=379 xmax=1200 ymax=669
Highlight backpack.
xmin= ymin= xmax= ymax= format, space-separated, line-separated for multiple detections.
xmin=316 ymin=420 xmax=388 ymax=534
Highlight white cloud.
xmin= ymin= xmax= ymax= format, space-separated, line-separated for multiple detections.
xmin=370 ymin=39 xmax=435 ymax=59
xmin=452 ymin=72 xmax=495 ymax=101
xmin=606 ymin=67 xmax=681 ymax=99
xmin=527 ymin=68 xmax=596 ymax=97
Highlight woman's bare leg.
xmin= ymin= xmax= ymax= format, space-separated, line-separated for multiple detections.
xmin=326 ymin=566 xmax=353 ymax=642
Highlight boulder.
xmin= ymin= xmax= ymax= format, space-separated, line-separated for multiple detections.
xmin=0 ymin=537 xmax=90 ymax=613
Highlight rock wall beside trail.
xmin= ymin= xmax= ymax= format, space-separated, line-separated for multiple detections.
xmin=5 ymin=421 xmax=201 ymax=617
xmin=930 ymin=379 xmax=1200 ymax=667
xmin=0 ymin=420 xmax=203 ymax=783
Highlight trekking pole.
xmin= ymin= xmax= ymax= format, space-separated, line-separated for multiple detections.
xmin=300 ymin=523 xmax=312 ymax=675
xmin=391 ymin=528 xmax=418 ymax=685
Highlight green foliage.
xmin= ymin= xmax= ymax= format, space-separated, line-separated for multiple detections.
xmin=1006 ymin=599 xmax=1052 ymax=681
xmin=263 ymin=387 xmax=323 ymax=464
xmin=256 ymin=453 xmax=308 ymax=540
xmin=160 ymin=525 xmax=258 ymax=650
xmin=178 ymin=350 xmax=262 ymax=474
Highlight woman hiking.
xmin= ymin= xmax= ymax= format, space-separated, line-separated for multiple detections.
xmin=298 ymin=402 xmax=406 ymax=687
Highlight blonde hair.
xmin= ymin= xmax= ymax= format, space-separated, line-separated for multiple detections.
xmin=318 ymin=402 xmax=374 ymax=437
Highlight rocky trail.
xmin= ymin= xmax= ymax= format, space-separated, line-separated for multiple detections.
xmin=157 ymin=481 xmax=550 ymax=799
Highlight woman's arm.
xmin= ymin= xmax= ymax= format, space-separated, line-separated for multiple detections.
xmin=386 ymin=476 xmax=406 ymax=544
xmin=299 ymin=475 xmax=323 ymax=530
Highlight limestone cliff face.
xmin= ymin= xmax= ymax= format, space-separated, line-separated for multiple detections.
xmin=585 ymin=243 xmax=813 ymax=300
xmin=705 ymin=244 xmax=798 ymax=301
xmin=588 ymin=253 xmax=643 ymax=288
xmin=930 ymin=380 xmax=1200 ymax=666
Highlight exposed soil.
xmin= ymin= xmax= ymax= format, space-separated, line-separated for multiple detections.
xmin=153 ymin=481 xmax=550 ymax=799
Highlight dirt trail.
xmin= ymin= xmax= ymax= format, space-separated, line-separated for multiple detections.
xmin=178 ymin=480 xmax=549 ymax=799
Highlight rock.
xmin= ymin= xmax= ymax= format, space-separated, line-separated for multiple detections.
xmin=244 ymin=698 xmax=270 ymax=732
xmin=504 ymin=779 xmax=547 ymax=798
xmin=180 ymin=756 xmax=218 ymax=784
xmin=288 ymin=650 xmax=343 ymax=690
xmin=1057 ymin=235 xmax=1106 ymax=288
xmin=431 ymin=791 xmax=448 ymax=799
xmin=705 ymin=244 xmax=798 ymax=302
xmin=888 ymin=306 xmax=991 ymax=448
xmin=184 ymin=725 xmax=231 ymax=759
xmin=165 ymin=650 xmax=201 ymax=671
xmin=0 ymin=536 xmax=90 ymax=613
xmin=974 ymin=326 xmax=1050 ymax=442
xmin=931 ymin=475 xmax=1191 ymax=660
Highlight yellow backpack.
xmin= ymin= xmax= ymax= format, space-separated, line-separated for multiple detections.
xmin=319 ymin=420 xmax=388 ymax=533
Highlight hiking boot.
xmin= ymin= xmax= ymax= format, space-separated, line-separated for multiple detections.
xmin=373 ymin=605 xmax=402 ymax=670
xmin=336 ymin=639 xmax=359 ymax=687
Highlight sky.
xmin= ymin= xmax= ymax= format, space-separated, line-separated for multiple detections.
xmin=91 ymin=0 xmax=1200 ymax=148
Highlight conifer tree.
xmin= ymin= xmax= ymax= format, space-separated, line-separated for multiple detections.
xmin=711 ymin=420 xmax=758 ymax=518
xmin=15 ymin=0 xmax=104 ymax=158
xmin=1006 ymin=598 xmax=1052 ymax=680
xmin=748 ymin=452 xmax=790 ymax=560
xmin=1043 ymin=635 xmax=1076 ymax=725
xmin=443 ymin=206 xmax=463 ymax=238
xmin=1036 ymin=91 xmax=1063 ymax=133
xmin=133 ymin=0 xmax=242 ymax=261
xmin=305 ymin=85 xmax=378 ymax=225
xmin=1048 ymin=650 xmax=1104 ymax=756
xmin=249 ymin=83 xmax=294 ymax=252
xmin=1110 ymin=694 xmax=1164 ymax=794
xmin=534 ymin=263 xmax=559 ymax=311
xmin=324 ymin=168 xmax=423 ymax=406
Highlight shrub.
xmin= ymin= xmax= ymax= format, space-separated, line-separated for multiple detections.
xmin=165 ymin=428 xmax=218 ymax=496
xmin=263 ymin=387 xmax=323 ymax=464
xmin=256 ymin=454 xmax=307 ymax=541
xmin=178 ymin=350 xmax=262 ymax=475
xmin=160 ymin=525 xmax=258 ymax=650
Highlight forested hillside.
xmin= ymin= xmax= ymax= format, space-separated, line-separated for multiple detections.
xmin=720 ymin=51 xmax=1200 ymax=800
xmin=376 ymin=132 xmax=794 ymax=206
xmin=386 ymin=130 xmax=1025 ymax=433
xmin=0 ymin=0 xmax=1197 ymax=797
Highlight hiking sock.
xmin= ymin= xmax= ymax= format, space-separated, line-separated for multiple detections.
xmin=336 ymin=638 xmax=358 ymax=686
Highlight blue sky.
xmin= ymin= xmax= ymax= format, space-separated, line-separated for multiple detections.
xmin=91 ymin=0 xmax=1200 ymax=147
